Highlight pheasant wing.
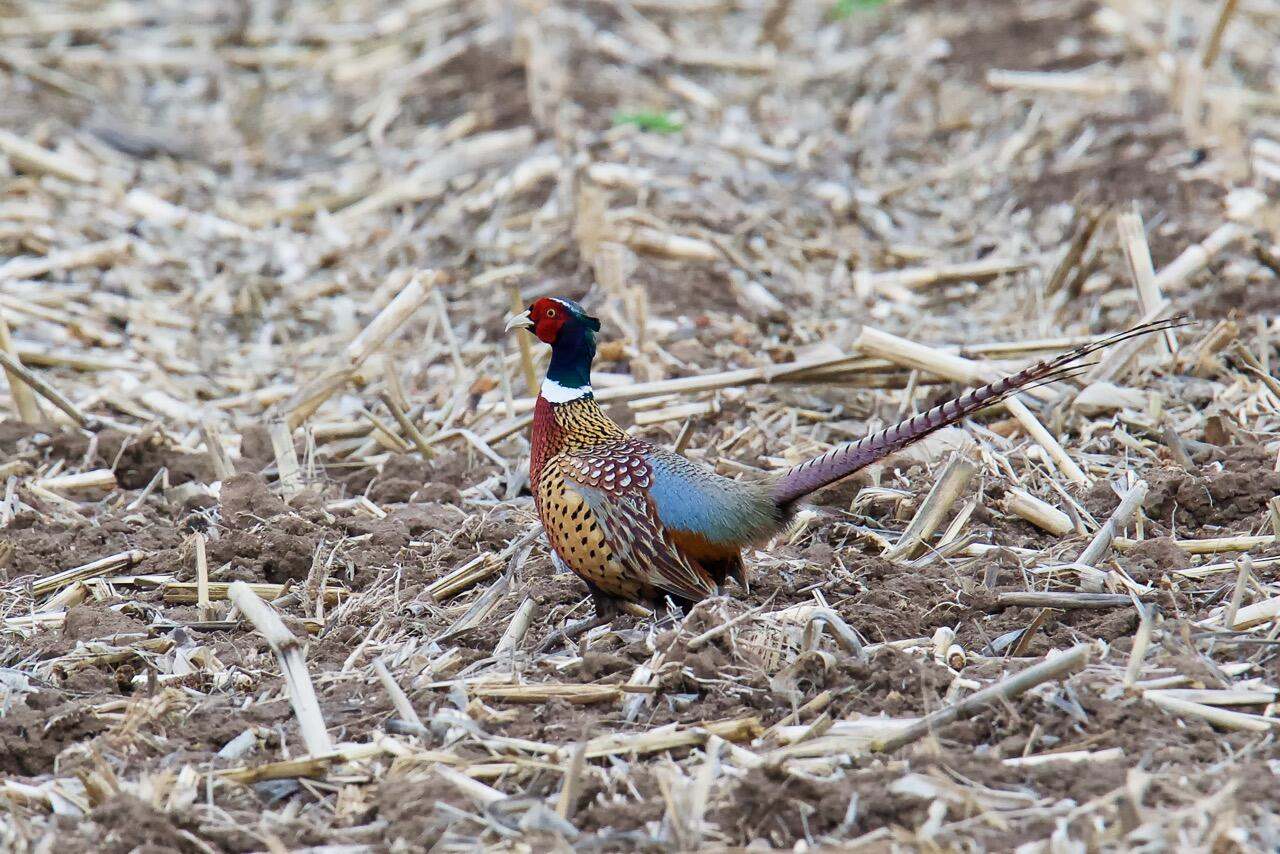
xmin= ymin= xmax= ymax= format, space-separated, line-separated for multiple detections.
xmin=571 ymin=482 xmax=717 ymax=601
xmin=562 ymin=443 xmax=716 ymax=602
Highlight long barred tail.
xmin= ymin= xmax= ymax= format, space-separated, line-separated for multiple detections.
xmin=770 ymin=317 xmax=1187 ymax=509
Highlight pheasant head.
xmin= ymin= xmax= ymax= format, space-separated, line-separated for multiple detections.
xmin=506 ymin=297 xmax=601 ymax=402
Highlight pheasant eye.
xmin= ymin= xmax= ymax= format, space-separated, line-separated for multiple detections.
xmin=546 ymin=308 xmax=557 ymax=317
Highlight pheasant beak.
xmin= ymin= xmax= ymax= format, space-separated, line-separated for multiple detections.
xmin=504 ymin=309 xmax=533 ymax=333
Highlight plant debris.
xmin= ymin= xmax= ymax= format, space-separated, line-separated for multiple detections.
xmin=3 ymin=0 xmax=1280 ymax=850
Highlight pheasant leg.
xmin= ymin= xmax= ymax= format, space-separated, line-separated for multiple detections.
xmin=537 ymin=585 xmax=619 ymax=652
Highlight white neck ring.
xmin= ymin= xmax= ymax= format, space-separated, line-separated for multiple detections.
xmin=541 ymin=378 xmax=591 ymax=403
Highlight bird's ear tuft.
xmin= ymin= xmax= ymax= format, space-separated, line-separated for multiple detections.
xmin=584 ymin=313 xmax=601 ymax=332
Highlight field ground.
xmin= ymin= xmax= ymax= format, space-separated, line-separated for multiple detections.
xmin=3 ymin=0 xmax=1280 ymax=850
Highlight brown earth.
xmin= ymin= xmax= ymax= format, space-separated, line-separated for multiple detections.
xmin=5 ymin=415 xmax=1278 ymax=847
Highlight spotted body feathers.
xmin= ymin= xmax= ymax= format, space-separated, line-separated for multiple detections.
xmin=532 ymin=396 xmax=738 ymax=602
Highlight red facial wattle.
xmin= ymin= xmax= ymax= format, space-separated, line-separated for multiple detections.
xmin=532 ymin=301 xmax=568 ymax=344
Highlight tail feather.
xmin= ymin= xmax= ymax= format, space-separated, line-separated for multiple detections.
xmin=770 ymin=317 xmax=1186 ymax=509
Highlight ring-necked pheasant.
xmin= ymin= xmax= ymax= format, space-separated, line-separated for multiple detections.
xmin=506 ymin=298 xmax=1178 ymax=637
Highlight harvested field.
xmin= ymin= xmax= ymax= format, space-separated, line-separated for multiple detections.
xmin=3 ymin=0 xmax=1280 ymax=850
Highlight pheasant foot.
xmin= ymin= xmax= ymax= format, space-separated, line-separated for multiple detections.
xmin=536 ymin=586 xmax=619 ymax=653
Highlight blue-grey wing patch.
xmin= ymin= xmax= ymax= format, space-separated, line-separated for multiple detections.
xmin=645 ymin=451 xmax=782 ymax=547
